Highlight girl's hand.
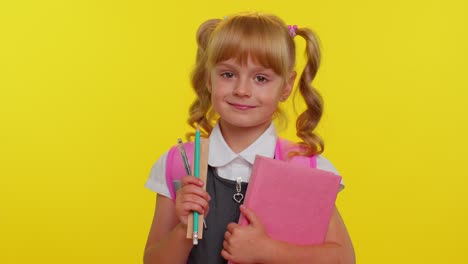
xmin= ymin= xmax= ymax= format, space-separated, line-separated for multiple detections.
xmin=221 ymin=205 xmax=271 ymax=264
xmin=175 ymin=176 xmax=211 ymax=226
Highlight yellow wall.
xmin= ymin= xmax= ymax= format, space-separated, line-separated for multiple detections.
xmin=1 ymin=0 xmax=467 ymax=263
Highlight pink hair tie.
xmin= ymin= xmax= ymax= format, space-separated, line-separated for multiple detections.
xmin=287 ymin=25 xmax=298 ymax=37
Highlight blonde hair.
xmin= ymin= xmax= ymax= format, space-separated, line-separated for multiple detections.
xmin=187 ymin=12 xmax=324 ymax=157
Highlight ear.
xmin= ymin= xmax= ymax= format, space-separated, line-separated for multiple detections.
xmin=206 ymin=71 xmax=213 ymax=93
xmin=280 ymin=71 xmax=296 ymax=101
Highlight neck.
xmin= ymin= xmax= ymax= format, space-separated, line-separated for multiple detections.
xmin=218 ymin=120 xmax=272 ymax=154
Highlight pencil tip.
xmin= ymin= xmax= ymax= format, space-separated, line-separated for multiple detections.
xmin=177 ymin=138 xmax=183 ymax=144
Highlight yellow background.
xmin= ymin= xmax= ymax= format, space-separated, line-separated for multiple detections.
xmin=1 ymin=0 xmax=467 ymax=263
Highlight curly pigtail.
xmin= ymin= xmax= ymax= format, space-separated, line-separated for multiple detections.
xmin=186 ymin=19 xmax=221 ymax=140
xmin=293 ymin=27 xmax=324 ymax=157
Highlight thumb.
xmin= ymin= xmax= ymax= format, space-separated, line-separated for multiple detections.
xmin=240 ymin=205 xmax=261 ymax=227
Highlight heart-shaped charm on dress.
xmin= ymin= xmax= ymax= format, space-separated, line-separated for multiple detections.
xmin=233 ymin=193 xmax=244 ymax=204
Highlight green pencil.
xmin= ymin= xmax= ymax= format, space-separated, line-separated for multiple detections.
xmin=193 ymin=127 xmax=201 ymax=245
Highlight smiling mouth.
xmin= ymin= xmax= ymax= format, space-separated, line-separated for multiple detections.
xmin=228 ymin=102 xmax=257 ymax=110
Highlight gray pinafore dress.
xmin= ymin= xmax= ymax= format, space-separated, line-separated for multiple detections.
xmin=188 ymin=166 xmax=248 ymax=264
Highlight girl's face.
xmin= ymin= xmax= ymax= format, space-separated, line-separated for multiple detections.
xmin=209 ymin=56 xmax=295 ymax=132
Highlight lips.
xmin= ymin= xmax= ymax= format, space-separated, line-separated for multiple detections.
xmin=228 ymin=102 xmax=256 ymax=110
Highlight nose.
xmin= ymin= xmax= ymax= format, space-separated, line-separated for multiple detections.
xmin=232 ymin=78 xmax=252 ymax=97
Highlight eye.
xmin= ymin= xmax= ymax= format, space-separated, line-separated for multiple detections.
xmin=221 ymin=72 xmax=235 ymax=79
xmin=255 ymin=75 xmax=268 ymax=83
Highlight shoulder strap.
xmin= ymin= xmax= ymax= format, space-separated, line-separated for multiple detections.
xmin=166 ymin=142 xmax=194 ymax=200
xmin=275 ymin=138 xmax=317 ymax=168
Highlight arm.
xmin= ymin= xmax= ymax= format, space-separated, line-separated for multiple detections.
xmin=144 ymin=176 xmax=211 ymax=264
xmin=222 ymin=206 xmax=355 ymax=264
xmin=262 ymin=206 xmax=355 ymax=264
xmin=143 ymin=194 xmax=193 ymax=264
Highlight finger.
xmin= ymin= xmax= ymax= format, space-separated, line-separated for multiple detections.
xmin=181 ymin=185 xmax=211 ymax=201
xmin=180 ymin=195 xmax=209 ymax=214
xmin=227 ymin=223 xmax=238 ymax=233
xmin=181 ymin=194 xmax=209 ymax=211
xmin=223 ymin=240 xmax=230 ymax=251
xmin=182 ymin=176 xmax=204 ymax=187
xmin=181 ymin=202 xmax=205 ymax=214
xmin=204 ymin=205 xmax=210 ymax=217
xmin=224 ymin=231 xmax=231 ymax=241
xmin=176 ymin=193 xmax=209 ymax=217
xmin=221 ymin=249 xmax=233 ymax=261
xmin=240 ymin=205 xmax=260 ymax=227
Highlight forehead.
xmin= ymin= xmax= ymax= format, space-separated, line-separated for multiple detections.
xmin=206 ymin=20 xmax=294 ymax=76
xmin=214 ymin=56 xmax=275 ymax=71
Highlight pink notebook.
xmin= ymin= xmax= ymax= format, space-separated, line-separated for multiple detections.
xmin=237 ymin=155 xmax=341 ymax=245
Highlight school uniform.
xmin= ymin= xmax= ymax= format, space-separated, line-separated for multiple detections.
xmin=145 ymin=122 xmax=344 ymax=264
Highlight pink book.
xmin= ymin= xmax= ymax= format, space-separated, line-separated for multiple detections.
xmin=237 ymin=155 xmax=342 ymax=246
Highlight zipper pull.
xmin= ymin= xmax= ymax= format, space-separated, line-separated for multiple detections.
xmin=232 ymin=177 xmax=244 ymax=204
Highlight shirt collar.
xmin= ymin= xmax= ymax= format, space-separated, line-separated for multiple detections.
xmin=208 ymin=122 xmax=278 ymax=167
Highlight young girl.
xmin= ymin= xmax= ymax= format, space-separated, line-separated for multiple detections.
xmin=144 ymin=12 xmax=355 ymax=264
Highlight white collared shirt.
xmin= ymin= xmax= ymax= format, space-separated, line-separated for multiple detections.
xmin=207 ymin=122 xmax=277 ymax=182
xmin=145 ymin=122 xmax=342 ymax=198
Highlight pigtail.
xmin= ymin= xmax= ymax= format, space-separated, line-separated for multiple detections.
xmin=293 ymin=27 xmax=324 ymax=157
xmin=186 ymin=19 xmax=221 ymax=140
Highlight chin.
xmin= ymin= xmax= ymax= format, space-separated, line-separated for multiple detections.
xmin=221 ymin=116 xmax=270 ymax=130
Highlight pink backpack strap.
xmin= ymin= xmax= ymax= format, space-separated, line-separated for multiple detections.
xmin=166 ymin=142 xmax=194 ymax=200
xmin=275 ymin=138 xmax=317 ymax=168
